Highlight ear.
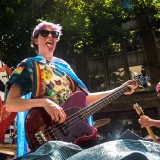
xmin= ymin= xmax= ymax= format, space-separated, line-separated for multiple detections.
xmin=33 ymin=38 xmax=38 ymax=45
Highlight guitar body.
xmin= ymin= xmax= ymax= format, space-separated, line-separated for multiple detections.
xmin=25 ymin=91 xmax=97 ymax=150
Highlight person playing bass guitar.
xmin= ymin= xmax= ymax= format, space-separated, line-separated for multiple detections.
xmin=5 ymin=21 xmax=138 ymax=152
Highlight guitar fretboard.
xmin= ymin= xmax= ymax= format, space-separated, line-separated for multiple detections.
xmin=78 ymin=81 xmax=136 ymax=120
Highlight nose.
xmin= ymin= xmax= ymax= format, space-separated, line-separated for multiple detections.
xmin=48 ymin=33 xmax=52 ymax=37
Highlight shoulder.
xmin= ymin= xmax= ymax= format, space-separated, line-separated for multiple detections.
xmin=21 ymin=57 xmax=34 ymax=64
xmin=20 ymin=57 xmax=40 ymax=69
xmin=53 ymin=57 xmax=71 ymax=69
xmin=12 ymin=57 xmax=35 ymax=75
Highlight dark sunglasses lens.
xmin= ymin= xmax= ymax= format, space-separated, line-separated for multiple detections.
xmin=39 ymin=30 xmax=49 ymax=37
xmin=51 ymin=31 xmax=59 ymax=38
xmin=39 ymin=30 xmax=59 ymax=38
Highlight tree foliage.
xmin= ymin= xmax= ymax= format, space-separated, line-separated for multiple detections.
xmin=0 ymin=0 xmax=159 ymax=67
xmin=0 ymin=0 xmax=56 ymax=67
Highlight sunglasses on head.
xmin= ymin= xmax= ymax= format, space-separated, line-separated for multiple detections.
xmin=39 ymin=30 xmax=59 ymax=38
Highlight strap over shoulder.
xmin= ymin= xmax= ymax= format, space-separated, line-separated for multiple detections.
xmin=24 ymin=58 xmax=42 ymax=98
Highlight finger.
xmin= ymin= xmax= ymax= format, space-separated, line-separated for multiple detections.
xmin=59 ymin=111 xmax=66 ymax=123
xmin=61 ymin=109 xmax=66 ymax=119
xmin=128 ymin=86 xmax=134 ymax=93
xmin=128 ymin=85 xmax=134 ymax=89
xmin=51 ymin=114 xmax=56 ymax=121
xmin=54 ymin=113 xmax=60 ymax=122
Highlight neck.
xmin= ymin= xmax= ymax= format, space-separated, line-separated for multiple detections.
xmin=38 ymin=52 xmax=53 ymax=61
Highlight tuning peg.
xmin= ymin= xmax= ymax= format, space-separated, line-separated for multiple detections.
xmin=133 ymin=72 xmax=138 ymax=76
xmin=147 ymin=82 xmax=151 ymax=86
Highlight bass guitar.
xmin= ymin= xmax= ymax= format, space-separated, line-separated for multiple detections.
xmin=25 ymin=73 xmax=150 ymax=150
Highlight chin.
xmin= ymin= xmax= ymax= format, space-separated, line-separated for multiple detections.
xmin=47 ymin=47 xmax=55 ymax=52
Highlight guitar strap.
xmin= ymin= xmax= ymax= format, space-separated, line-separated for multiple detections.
xmin=32 ymin=61 xmax=42 ymax=98
xmin=25 ymin=60 xmax=42 ymax=98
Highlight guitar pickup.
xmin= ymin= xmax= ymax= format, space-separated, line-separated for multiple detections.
xmin=47 ymin=127 xmax=59 ymax=140
xmin=58 ymin=122 xmax=69 ymax=137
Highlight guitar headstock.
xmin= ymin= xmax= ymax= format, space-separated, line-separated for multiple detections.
xmin=133 ymin=103 xmax=144 ymax=116
xmin=132 ymin=66 xmax=151 ymax=88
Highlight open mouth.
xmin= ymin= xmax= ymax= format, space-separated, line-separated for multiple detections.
xmin=46 ymin=41 xmax=53 ymax=45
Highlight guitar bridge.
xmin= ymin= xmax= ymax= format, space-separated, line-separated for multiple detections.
xmin=35 ymin=131 xmax=47 ymax=144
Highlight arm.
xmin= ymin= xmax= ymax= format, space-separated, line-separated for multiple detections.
xmin=86 ymin=80 xmax=137 ymax=104
xmin=6 ymin=84 xmax=66 ymax=123
xmin=138 ymin=115 xmax=160 ymax=128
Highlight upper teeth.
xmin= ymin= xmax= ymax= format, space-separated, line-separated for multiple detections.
xmin=47 ymin=42 xmax=52 ymax=44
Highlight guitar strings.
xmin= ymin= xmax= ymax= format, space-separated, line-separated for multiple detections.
xmin=39 ymin=82 xmax=134 ymax=140
xmin=41 ymin=81 xmax=137 ymax=142
xmin=42 ymin=86 xmax=129 ymax=141
xmin=40 ymin=81 xmax=136 ymax=140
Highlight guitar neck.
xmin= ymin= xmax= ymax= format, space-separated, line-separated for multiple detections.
xmin=79 ymin=82 xmax=133 ymax=120
xmin=141 ymin=115 xmax=159 ymax=143
xmin=146 ymin=127 xmax=159 ymax=143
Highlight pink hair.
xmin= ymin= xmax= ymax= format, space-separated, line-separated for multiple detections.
xmin=32 ymin=20 xmax=62 ymax=38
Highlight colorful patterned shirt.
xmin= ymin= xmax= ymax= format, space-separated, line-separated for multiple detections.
xmin=7 ymin=59 xmax=76 ymax=105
